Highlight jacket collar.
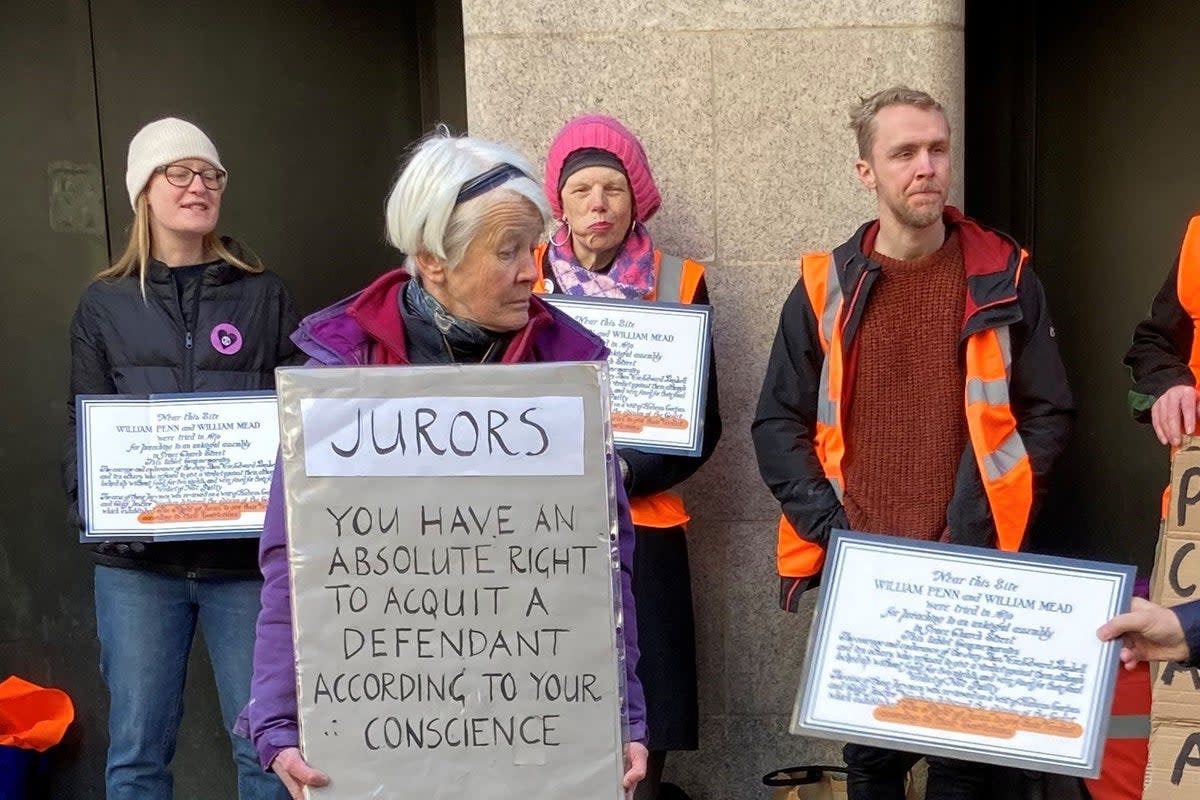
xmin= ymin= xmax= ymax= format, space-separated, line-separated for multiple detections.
xmin=834 ymin=206 xmax=1025 ymax=337
xmin=292 ymin=267 xmax=563 ymax=366
xmin=145 ymin=235 xmax=246 ymax=287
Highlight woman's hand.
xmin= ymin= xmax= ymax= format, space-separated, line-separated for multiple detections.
xmin=623 ymin=741 xmax=649 ymax=798
xmin=271 ymin=747 xmax=330 ymax=799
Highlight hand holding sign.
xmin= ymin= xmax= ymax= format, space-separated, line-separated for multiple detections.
xmin=271 ymin=748 xmax=329 ymax=799
xmin=1153 ymin=385 xmax=1200 ymax=447
xmin=1098 ymin=597 xmax=1191 ymax=669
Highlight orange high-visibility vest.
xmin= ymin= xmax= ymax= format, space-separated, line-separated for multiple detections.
xmin=534 ymin=244 xmax=705 ymax=529
xmin=776 ymin=250 xmax=1036 ymax=578
xmin=1082 ymin=662 xmax=1150 ymax=800
xmin=1177 ymin=215 xmax=1200 ymax=381
xmin=1157 ymin=216 xmax=1200 ymax=516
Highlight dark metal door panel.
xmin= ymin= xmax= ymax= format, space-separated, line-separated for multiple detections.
xmin=90 ymin=0 xmax=425 ymax=313
xmin=968 ymin=0 xmax=1200 ymax=572
xmin=2 ymin=2 xmax=430 ymax=796
xmin=1031 ymin=2 xmax=1200 ymax=572
xmin=84 ymin=3 xmax=425 ymax=795
xmin=0 ymin=2 xmax=109 ymax=797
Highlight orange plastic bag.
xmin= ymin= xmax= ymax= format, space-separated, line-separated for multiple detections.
xmin=0 ymin=676 xmax=75 ymax=752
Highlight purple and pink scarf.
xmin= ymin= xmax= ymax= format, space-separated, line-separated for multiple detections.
xmin=548 ymin=221 xmax=656 ymax=299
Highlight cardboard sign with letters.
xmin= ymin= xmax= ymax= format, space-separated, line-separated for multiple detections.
xmin=275 ymin=362 xmax=627 ymax=799
xmin=1148 ymin=437 xmax=1200 ymax=797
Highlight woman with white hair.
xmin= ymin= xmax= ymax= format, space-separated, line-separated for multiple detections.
xmin=64 ymin=117 xmax=297 ymax=798
xmin=244 ymin=129 xmax=648 ymax=797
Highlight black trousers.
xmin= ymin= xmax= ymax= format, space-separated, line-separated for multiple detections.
xmin=844 ymin=743 xmax=989 ymax=800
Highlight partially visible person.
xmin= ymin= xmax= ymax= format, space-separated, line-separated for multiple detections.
xmin=63 ymin=117 xmax=296 ymax=799
xmin=752 ymin=87 xmax=1074 ymax=800
xmin=537 ymin=113 xmax=722 ymax=800
xmin=243 ymin=129 xmax=648 ymax=799
xmin=1099 ymin=597 xmax=1200 ymax=668
xmin=1125 ymin=217 xmax=1200 ymax=447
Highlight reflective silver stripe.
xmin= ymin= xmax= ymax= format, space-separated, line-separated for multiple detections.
xmin=828 ymin=474 xmax=844 ymax=501
xmin=966 ymin=377 xmax=1010 ymax=406
xmin=816 ymin=255 xmax=841 ymax=426
xmin=984 ymin=430 xmax=1027 ymax=480
xmin=997 ymin=326 xmax=1013 ymax=376
xmin=657 ymin=254 xmax=685 ymax=303
xmin=820 ymin=263 xmax=843 ymax=344
xmin=1106 ymin=714 xmax=1151 ymax=739
xmin=817 ymin=392 xmax=838 ymax=427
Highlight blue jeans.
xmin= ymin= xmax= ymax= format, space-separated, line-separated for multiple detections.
xmin=94 ymin=565 xmax=287 ymax=800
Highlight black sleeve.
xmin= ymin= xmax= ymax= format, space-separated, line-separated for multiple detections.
xmin=63 ymin=291 xmax=117 ymax=527
xmin=1009 ymin=266 xmax=1075 ymax=516
xmin=1124 ymin=257 xmax=1195 ymax=422
xmin=275 ymin=278 xmax=304 ymax=368
xmin=751 ymin=279 xmax=848 ymax=546
xmin=1176 ymin=599 xmax=1200 ymax=668
xmin=620 ymin=277 xmax=723 ymax=497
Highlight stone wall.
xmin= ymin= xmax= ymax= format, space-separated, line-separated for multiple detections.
xmin=462 ymin=3 xmax=965 ymax=795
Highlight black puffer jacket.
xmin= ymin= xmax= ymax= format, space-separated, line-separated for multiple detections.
xmin=63 ymin=246 xmax=300 ymax=577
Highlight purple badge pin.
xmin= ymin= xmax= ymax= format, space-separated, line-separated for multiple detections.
xmin=211 ymin=322 xmax=243 ymax=355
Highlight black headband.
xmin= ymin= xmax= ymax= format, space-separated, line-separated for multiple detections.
xmin=455 ymin=163 xmax=527 ymax=204
xmin=558 ymin=148 xmax=628 ymax=194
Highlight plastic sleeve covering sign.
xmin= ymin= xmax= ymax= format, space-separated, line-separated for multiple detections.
xmin=275 ymin=363 xmax=626 ymax=799
xmin=76 ymin=392 xmax=279 ymax=541
xmin=793 ymin=530 xmax=1133 ymax=779
xmin=541 ymin=296 xmax=711 ymax=456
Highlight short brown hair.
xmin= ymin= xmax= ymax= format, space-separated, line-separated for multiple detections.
xmin=849 ymin=86 xmax=946 ymax=160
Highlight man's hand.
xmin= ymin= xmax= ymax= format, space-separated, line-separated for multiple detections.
xmin=1151 ymin=384 xmax=1199 ymax=446
xmin=623 ymin=741 xmax=648 ymax=799
xmin=1097 ymin=597 xmax=1190 ymax=668
xmin=271 ymin=747 xmax=330 ymax=799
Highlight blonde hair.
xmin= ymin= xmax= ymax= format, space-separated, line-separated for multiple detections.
xmin=849 ymin=86 xmax=946 ymax=160
xmin=97 ymin=191 xmax=262 ymax=296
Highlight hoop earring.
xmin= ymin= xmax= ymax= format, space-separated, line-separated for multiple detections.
xmin=550 ymin=220 xmax=571 ymax=248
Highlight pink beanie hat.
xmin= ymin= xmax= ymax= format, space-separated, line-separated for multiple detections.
xmin=544 ymin=114 xmax=661 ymax=223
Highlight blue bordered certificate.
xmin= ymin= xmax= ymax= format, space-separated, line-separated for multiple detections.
xmin=791 ymin=530 xmax=1134 ymax=778
xmin=541 ymin=296 xmax=711 ymax=456
xmin=76 ymin=391 xmax=279 ymax=541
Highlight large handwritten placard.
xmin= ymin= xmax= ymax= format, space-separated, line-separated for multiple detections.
xmin=76 ymin=392 xmax=278 ymax=541
xmin=542 ymin=296 xmax=711 ymax=456
xmin=792 ymin=530 xmax=1133 ymax=778
xmin=1147 ymin=437 xmax=1200 ymax=798
xmin=275 ymin=363 xmax=626 ymax=799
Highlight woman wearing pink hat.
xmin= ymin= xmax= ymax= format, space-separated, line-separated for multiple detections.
xmin=537 ymin=114 xmax=722 ymax=800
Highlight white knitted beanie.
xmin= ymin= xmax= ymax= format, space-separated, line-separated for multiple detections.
xmin=125 ymin=117 xmax=225 ymax=208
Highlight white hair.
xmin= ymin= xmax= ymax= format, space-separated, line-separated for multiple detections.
xmin=385 ymin=129 xmax=550 ymax=274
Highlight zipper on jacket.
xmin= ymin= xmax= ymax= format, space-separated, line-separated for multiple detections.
xmin=180 ymin=272 xmax=204 ymax=391
xmin=840 ymin=268 xmax=873 ymax=334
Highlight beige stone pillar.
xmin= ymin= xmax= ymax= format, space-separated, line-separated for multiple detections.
xmin=462 ymin=2 xmax=965 ymax=795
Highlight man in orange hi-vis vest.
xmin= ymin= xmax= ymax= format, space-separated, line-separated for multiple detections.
xmin=751 ymin=86 xmax=1074 ymax=799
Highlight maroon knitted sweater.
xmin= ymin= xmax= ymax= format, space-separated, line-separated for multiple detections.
xmin=842 ymin=230 xmax=968 ymax=540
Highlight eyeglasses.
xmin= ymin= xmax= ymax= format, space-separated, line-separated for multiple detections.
xmin=156 ymin=164 xmax=227 ymax=191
